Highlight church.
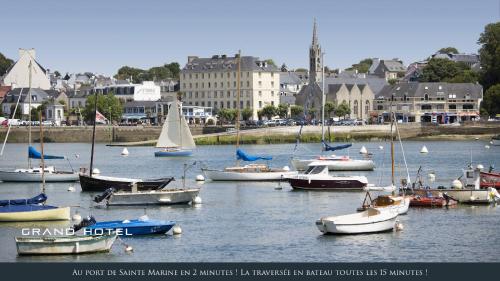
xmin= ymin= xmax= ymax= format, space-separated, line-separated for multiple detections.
xmin=295 ymin=21 xmax=377 ymax=122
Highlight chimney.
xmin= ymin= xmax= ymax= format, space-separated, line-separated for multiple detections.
xmin=187 ymin=56 xmax=198 ymax=63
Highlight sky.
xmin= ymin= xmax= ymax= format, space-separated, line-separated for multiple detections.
xmin=1 ymin=0 xmax=499 ymax=76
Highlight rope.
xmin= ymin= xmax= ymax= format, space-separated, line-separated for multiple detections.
xmin=394 ymin=119 xmax=411 ymax=187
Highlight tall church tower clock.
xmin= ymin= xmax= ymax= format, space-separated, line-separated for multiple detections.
xmin=309 ymin=19 xmax=322 ymax=84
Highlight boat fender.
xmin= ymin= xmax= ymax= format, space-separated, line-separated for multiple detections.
xmin=193 ymin=196 xmax=202 ymax=205
xmin=172 ymin=225 xmax=182 ymax=235
xmin=395 ymin=221 xmax=404 ymax=231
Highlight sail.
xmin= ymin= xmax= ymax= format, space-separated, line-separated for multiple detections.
xmin=236 ymin=149 xmax=272 ymax=161
xmin=156 ymin=99 xmax=196 ymax=149
xmin=322 ymin=142 xmax=352 ymax=152
xmin=28 ymin=146 xmax=64 ymax=159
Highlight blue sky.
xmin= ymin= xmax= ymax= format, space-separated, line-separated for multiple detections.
xmin=1 ymin=0 xmax=498 ymax=76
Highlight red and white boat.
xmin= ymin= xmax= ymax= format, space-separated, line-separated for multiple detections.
xmin=409 ymin=193 xmax=457 ymax=207
xmin=286 ymin=162 xmax=368 ymax=191
xmin=480 ymin=171 xmax=500 ymax=189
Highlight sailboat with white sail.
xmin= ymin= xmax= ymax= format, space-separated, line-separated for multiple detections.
xmin=0 ymin=113 xmax=70 ymax=222
xmin=201 ymin=51 xmax=297 ymax=181
xmin=0 ymin=59 xmax=78 ymax=182
xmin=154 ymin=98 xmax=196 ymax=157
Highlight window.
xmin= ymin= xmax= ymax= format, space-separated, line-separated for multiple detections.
xmin=195 ymin=92 xmax=198 ymax=98
xmin=208 ymin=82 xmax=211 ymax=88
xmin=195 ymin=83 xmax=198 ymax=88
xmin=201 ymin=92 xmax=205 ymax=98
xmin=201 ymin=101 xmax=205 ymax=106
xmin=271 ymin=81 xmax=274 ymax=87
xmin=449 ymin=104 xmax=457 ymax=110
xmin=424 ymin=94 xmax=429 ymax=101
xmin=247 ymin=72 xmax=250 ymax=77
xmin=353 ymin=100 xmax=358 ymax=116
xmin=233 ymin=72 xmax=236 ymax=78
xmin=189 ymin=83 xmax=192 ymax=88
xmin=227 ymin=72 xmax=230 ymax=78
xmin=463 ymin=104 xmax=474 ymax=110
xmin=214 ymin=91 xmax=218 ymax=98
xmin=271 ymin=101 xmax=274 ymax=106
xmin=247 ymin=81 xmax=250 ymax=87
xmin=183 ymin=73 xmax=186 ymax=79
xmin=259 ymin=101 xmax=262 ymax=108
xmin=195 ymin=74 xmax=198 ymax=79
xmin=271 ymin=72 xmax=274 ymax=77
xmin=258 ymin=81 xmax=262 ymax=87
xmin=233 ymin=101 xmax=237 ymax=108
xmin=246 ymin=101 xmax=250 ymax=108
xmin=258 ymin=72 xmax=261 ymax=78
xmin=233 ymin=81 xmax=236 ymax=87
xmin=258 ymin=91 xmax=262 ymax=96
xmin=271 ymin=91 xmax=274 ymax=96
xmin=202 ymin=73 xmax=204 ymax=79
xmin=189 ymin=74 xmax=192 ymax=79
xmin=421 ymin=104 xmax=431 ymax=110
xmin=215 ymin=82 xmax=217 ymax=88
xmin=227 ymin=91 xmax=230 ymax=98
xmin=208 ymin=101 xmax=211 ymax=107
xmin=227 ymin=101 xmax=231 ymax=108
xmin=189 ymin=92 xmax=192 ymax=98
xmin=365 ymin=100 xmax=370 ymax=115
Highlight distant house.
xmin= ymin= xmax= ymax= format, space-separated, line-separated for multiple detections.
xmin=67 ymin=89 xmax=88 ymax=110
xmin=1 ymin=88 xmax=49 ymax=117
xmin=432 ymin=52 xmax=480 ymax=70
xmin=326 ymin=83 xmax=375 ymax=120
xmin=279 ymin=71 xmax=307 ymax=105
xmin=369 ymin=58 xmax=406 ymax=81
xmin=1 ymin=49 xmax=51 ymax=90
xmin=45 ymin=102 xmax=64 ymax=126
xmin=373 ymin=82 xmax=482 ymax=123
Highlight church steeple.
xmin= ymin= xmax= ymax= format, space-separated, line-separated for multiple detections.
xmin=309 ymin=19 xmax=322 ymax=84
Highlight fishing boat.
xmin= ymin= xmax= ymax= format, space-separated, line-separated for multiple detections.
xmin=202 ymin=149 xmax=297 ymax=181
xmin=0 ymin=61 xmax=78 ymax=182
xmin=201 ymin=50 xmax=297 ymax=182
xmin=480 ymin=168 xmax=500 ymax=189
xmin=412 ymin=165 xmax=500 ymax=204
xmin=0 ymin=115 xmax=71 ymax=222
xmin=15 ymin=234 xmax=117 ymax=255
xmin=315 ymin=208 xmax=398 ymax=235
xmin=154 ymin=98 xmax=195 ymax=157
xmin=491 ymin=135 xmax=500 ymax=146
xmin=286 ymin=162 xmax=368 ymax=190
xmin=76 ymin=215 xmax=176 ymax=235
xmin=79 ymin=89 xmax=175 ymax=192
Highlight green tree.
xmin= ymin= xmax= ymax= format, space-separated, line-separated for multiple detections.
xmin=294 ymin=68 xmax=308 ymax=73
xmin=114 ymin=66 xmax=146 ymax=83
xmin=241 ymin=107 xmax=253 ymax=121
xmin=482 ymin=84 xmax=500 ymax=116
xmin=164 ymin=62 xmax=180 ymax=79
xmin=217 ymin=108 xmax=236 ymax=124
xmin=83 ymin=93 xmax=123 ymax=122
xmin=9 ymin=105 xmax=21 ymax=119
xmin=276 ymin=104 xmax=289 ymax=118
xmin=419 ymin=58 xmax=460 ymax=82
xmin=54 ymin=71 xmax=61 ymax=78
xmin=148 ymin=66 xmax=172 ymax=81
xmin=261 ymin=105 xmax=276 ymax=120
xmin=0 ymin=52 xmax=14 ymax=75
xmin=308 ymin=108 xmax=317 ymax=120
xmin=478 ymin=22 xmax=500 ymax=91
xmin=335 ymin=101 xmax=351 ymax=119
xmin=346 ymin=58 xmax=373 ymax=73
xmin=324 ymin=102 xmax=336 ymax=118
xmin=264 ymin=59 xmax=276 ymax=67
xmin=290 ymin=105 xmax=303 ymax=118
xmin=388 ymin=78 xmax=399 ymax=85
xmin=438 ymin=47 xmax=459 ymax=54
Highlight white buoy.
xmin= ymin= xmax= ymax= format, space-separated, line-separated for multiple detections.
xmin=395 ymin=222 xmax=404 ymax=231
xmin=475 ymin=137 xmax=479 ymax=140
xmin=125 ymin=245 xmax=134 ymax=252
xmin=75 ymin=154 xmax=80 ymax=159
xmin=485 ymin=145 xmax=490 ymax=149
xmin=72 ymin=212 xmax=82 ymax=223
xmin=359 ymin=146 xmax=368 ymax=154
xmin=420 ymin=146 xmax=429 ymax=154
xmin=452 ymin=179 xmax=463 ymax=189
xmin=172 ymin=225 xmax=182 ymax=235
xmin=67 ymin=185 xmax=75 ymax=192
xmin=490 ymin=141 xmax=494 ymax=145
xmin=195 ymin=174 xmax=205 ymax=181
xmin=428 ymin=173 xmax=436 ymax=182
xmin=477 ymin=164 xmax=484 ymax=170
xmin=282 ymin=166 xmax=290 ymax=171
xmin=92 ymin=168 xmax=100 ymax=175
xmin=121 ymin=147 xmax=129 ymax=156
xmin=470 ymin=196 xmax=475 ymax=201
xmin=378 ymin=146 xmax=384 ymax=150
xmin=193 ymin=196 xmax=202 ymax=205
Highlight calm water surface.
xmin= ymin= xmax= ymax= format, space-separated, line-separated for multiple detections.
xmin=0 ymin=140 xmax=499 ymax=262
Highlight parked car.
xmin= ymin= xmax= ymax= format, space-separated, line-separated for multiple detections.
xmin=285 ymin=119 xmax=296 ymax=126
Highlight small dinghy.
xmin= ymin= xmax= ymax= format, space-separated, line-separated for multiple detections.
xmin=75 ymin=215 xmax=176 ymax=236
xmin=316 ymin=208 xmax=398 ymax=235
xmin=409 ymin=192 xmax=457 ymax=207
xmin=15 ymin=234 xmax=117 ymax=255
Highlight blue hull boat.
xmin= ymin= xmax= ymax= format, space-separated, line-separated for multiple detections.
xmin=85 ymin=219 xmax=176 ymax=235
xmin=154 ymin=150 xmax=192 ymax=157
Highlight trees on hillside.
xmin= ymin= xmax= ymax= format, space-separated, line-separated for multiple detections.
xmin=478 ymin=22 xmax=500 ymax=116
xmin=438 ymin=47 xmax=459 ymax=54
xmin=345 ymin=58 xmax=373 ymax=73
xmin=114 ymin=62 xmax=181 ymax=83
xmin=418 ymin=58 xmax=478 ymax=83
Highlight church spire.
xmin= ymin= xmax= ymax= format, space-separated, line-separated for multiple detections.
xmin=309 ymin=19 xmax=322 ymax=83
xmin=312 ymin=18 xmax=318 ymax=46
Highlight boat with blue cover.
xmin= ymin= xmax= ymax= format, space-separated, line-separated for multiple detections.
xmin=75 ymin=215 xmax=176 ymax=235
xmin=0 ymin=193 xmax=70 ymax=222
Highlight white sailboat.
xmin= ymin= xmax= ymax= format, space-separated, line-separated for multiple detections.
xmin=316 ymin=208 xmax=398 ymax=234
xmin=0 ymin=113 xmax=70 ymax=222
xmin=0 ymin=58 xmax=78 ymax=182
xmin=154 ymin=99 xmax=195 ymax=157
xmin=290 ymin=52 xmax=374 ymax=172
xmin=201 ymin=50 xmax=297 ymax=181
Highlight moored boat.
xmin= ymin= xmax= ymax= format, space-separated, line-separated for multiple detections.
xmin=79 ymin=173 xmax=174 ymax=192
xmin=291 ymin=155 xmax=375 ymax=171
xmin=94 ymin=186 xmax=200 ymax=206
xmin=286 ymin=162 xmax=368 ymax=191
xmin=15 ymin=234 xmax=117 ymax=255
xmin=80 ymin=216 xmax=176 ymax=235
xmin=316 ymin=208 xmax=398 ymax=234
xmin=480 ymin=170 xmax=500 ymax=189
xmin=409 ymin=193 xmax=457 ymax=207
xmin=203 ymin=163 xmax=297 ymax=181
xmin=0 ymin=205 xmax=70 ymax=222
xmin=359 ymin=194 xmax=410 ymax=215
xmin=0 ymin=165 xmax=78 ymax=182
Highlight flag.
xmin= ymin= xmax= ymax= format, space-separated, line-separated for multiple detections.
xmin=95 ymin=110 xmax=108 ymax=123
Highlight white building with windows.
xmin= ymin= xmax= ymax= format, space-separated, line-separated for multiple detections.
xmin=92 ymin=81 xmax=161 ymax=101
xmin=180 ymin=54 xmax=280 ymax=119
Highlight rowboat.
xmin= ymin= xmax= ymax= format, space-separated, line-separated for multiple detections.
xmin=316 ymin=208 xmax=398 ymax=234
xmin=83 ymin=216 xmax=176 ymax=235
xmin=15 ymin=234 xmax=117 ymax=255
xmin=409 ymin=193 xmax=457 ymax=207
xmin=94 ymin=187 xmax=200 ymax=206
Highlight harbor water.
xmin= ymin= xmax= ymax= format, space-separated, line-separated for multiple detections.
xmin=0 ymin=140 xmax=499 ymax=262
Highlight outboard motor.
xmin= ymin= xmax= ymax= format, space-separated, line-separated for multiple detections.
xmin=72 ymin=215 xmax=97 ymax=231
xmin=93 ymin=188 xmax=115 ymax=203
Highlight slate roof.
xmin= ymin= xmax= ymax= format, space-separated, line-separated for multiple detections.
xmin=376 ymin=82 xmax=483 ymax=100
xmin=2 ymin=88 xmax=49 ymax=103
xmin=323 ymin=76 xmax=387 ymax=95
xmin=182 ymin=55 xmax=279 ymax=73
xmin=280 ymin=72 xmax=307 ymax=85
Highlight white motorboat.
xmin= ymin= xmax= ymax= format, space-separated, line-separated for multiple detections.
xmin=286 ymin=162 xmax=368 ymax=190
xmin=316 ymin=208 xmax=398 ymax=234
xmin=202 ymin=164 xmax=297 ymax=181
xmin=291 ymin=156 xmax=375 ymax=171
xmin=16 ymin=234 xmax=117 ymax=255
xmin=0 ymin=166 xmax=79 ymax=182
xmin=105 ymin=188 xmax=200 ymax=206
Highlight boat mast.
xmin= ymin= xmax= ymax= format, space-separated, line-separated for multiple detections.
xmin=321 ymin=52 xmax=325 ymax=145
xmin=89 ymin=91 xmax=98 ymax=177
xmin=28 ymin=59 xmax=32 ymax=169
xmin=235 ymin=50 xmax=242 ymax=166
xmin=390 ymin=101 xmax=395 ymax=187
xmin=39 ymin=112 xmax=46 ymax=194
xmin=178 ymin=100 xmax=182 ymax=150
